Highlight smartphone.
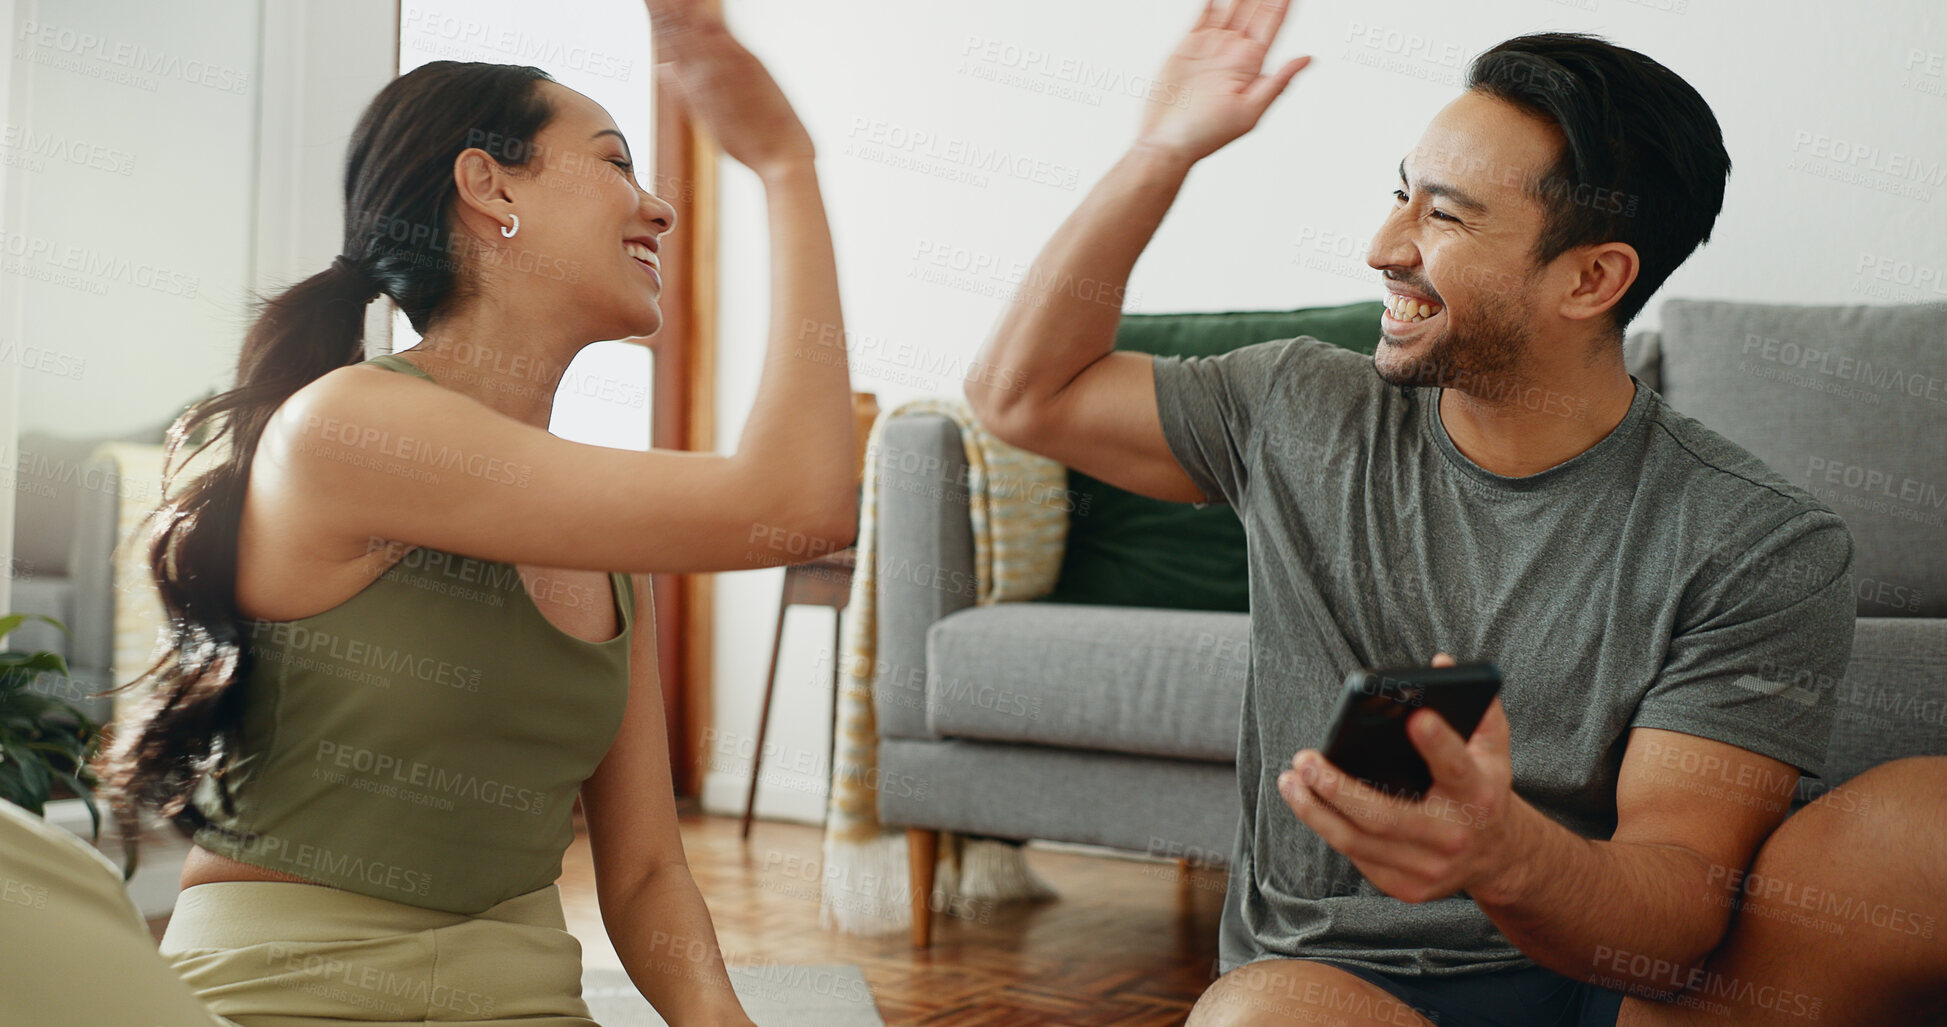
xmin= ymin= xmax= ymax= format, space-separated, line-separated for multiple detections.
xmin=1315 ymin=662 xmax=1502 ymax=800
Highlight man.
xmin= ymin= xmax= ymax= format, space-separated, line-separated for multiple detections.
xmin=963 ymin=2 xmax=1947 ymax=1024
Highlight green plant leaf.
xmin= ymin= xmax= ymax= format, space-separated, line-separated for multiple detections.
xmin=52 ymin=769 xmax=101 ymax=841
xmin=12 ymin=651 xmax=71 ymax=676
xmin=0 ymin=612 xmax=69 ymax=640
xmin=115 ymin=817 xmax=141 ymax=881
xmin=10 ymin=750 xmax=50 ymax=812
xmin=24 ymin=740 xmax=89 ymax=769
xmin=5 ymin=692 xmax=57 ymax=720
xmin=0 ymin=617 xmax=110 ymax=841
xmin=0 ymin=687 xmax=98 ymax=737
xmin=0 ymin=760 xmax=31 ymax=813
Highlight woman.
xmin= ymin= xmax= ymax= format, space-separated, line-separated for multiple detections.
xmin=98 ymin=4 xmax=853 ymax=1024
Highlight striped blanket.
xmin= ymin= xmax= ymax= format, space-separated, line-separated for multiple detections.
xmin=820 ymin=398 xmax=1069 ymax=934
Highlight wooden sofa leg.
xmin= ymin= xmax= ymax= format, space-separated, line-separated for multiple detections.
xmin=907 ymin=827 xmax=938 ymax=948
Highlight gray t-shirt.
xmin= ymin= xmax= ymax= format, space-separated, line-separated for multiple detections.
xmin=1151 ymin=336 xmax=1856 ymax=977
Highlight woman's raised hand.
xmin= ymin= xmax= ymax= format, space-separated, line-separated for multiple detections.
xmin=1135 ymin=0 xmax=1313 ymax=164
xmin=645 ymin=0 xmax=816 ymax=181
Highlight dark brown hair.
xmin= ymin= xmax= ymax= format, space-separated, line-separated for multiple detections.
xmin=1468 ymin=33 xmax=1731 ymax=335
xmin=98 ymin=61 xmax=557 ymax=830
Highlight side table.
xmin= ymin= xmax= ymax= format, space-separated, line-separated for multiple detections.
xmin=741 ymin=547 xmax=857 ymax=839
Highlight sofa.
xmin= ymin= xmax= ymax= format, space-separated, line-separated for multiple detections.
xmin=871 ymin=298 xmax=1947 ymax=945
xmin=7 ymin=413 xmax=184 ymax=725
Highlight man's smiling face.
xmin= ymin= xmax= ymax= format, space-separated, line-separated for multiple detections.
xmin=1365 ymin=89 xmax=1569 ymax=392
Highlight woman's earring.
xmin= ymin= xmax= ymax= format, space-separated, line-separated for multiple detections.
xmin=501 ymin=214 xmax=520 ymax=239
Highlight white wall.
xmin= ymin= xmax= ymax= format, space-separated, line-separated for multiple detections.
xmin=4 ymin=0 xmax=398 ymax=602
xmin=8 ymin=0 xmax=261 ymax=440
xmin=3 ymin=0 xmax=400 ymax=888
xmin=6 ymin=0 xmax=655 ymax=446
xmin=5 ymin=0 xmax=394 ymax=624
xmin=3 ymin=0 xmax=261 ymax=642
xmin=0 ymin=0 xmax=20 ymax=621
xmin=707 ymin=0 xmax=1947 ymax=821
xmin=254 ymin=0 xmax=400 ymax=299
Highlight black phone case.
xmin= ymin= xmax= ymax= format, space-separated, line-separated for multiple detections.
xmin=1315 ymin=663 xmax=1502 ymax=800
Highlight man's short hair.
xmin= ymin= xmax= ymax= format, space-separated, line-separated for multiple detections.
xmin=1467 ymin=32 xmax=1731 ymax=335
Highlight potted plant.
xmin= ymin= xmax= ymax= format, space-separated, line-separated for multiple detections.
xmin=0 ymin=612 xmax=133 ymax=877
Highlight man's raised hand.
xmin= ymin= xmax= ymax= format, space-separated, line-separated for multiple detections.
xmin=1135 ymin=0 xmax=1313 ymax=165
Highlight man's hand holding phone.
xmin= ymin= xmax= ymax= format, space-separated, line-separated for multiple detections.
xmin=1278 ymin=653 xmax=1547 ymax=907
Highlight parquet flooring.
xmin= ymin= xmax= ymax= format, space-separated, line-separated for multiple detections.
xmin=564 ymin=808 xmax=1227 ymax=1025
xmin=148 ymin=807 xmax=1228 ymax=1024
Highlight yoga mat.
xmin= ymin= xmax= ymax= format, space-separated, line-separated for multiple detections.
xmin=581 ymin=964 xmax=885 ymax=1026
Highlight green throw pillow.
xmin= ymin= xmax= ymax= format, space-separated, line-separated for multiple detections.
xmin=1037 ymin=300 xmax=1385 ymax=612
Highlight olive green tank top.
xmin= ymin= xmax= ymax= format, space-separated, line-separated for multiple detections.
xmin=192 ymin=352 xmax=634 ymax=914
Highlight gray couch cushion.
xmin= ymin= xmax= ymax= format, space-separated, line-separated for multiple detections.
xmin=873 ymin=414 xmax=978 ymax=742
xmin=13 ymin=417 xmax=175 ymax=574
xmin=1651 ymin=299 xmax=1947 ymax=617
xmin=925 ymin=603 xmax=1248 ymax=763
xmin=1622 ymin=329 xmax=1661 ymax=391
xmin=876 ymin=737 xmax=1240 ymax=864
xmin=1810 ymin=617 xmax=1947 ymax=798
xmin=13 ymin=432 xmax=109 ymax=573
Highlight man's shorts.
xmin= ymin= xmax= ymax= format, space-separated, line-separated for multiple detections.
xmin=1313 ymin=959 xmax=1627 ymax=1027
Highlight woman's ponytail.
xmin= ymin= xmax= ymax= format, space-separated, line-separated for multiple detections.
xmin=98 ymin=257 xmax=381 ymax=826
xmin=97 ymin=61 xmax=556 ymax=832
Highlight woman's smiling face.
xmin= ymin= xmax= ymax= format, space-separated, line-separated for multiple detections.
xmin=462 ymin=80 xmax=678 ymax=344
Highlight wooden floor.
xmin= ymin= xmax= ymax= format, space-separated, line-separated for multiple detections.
xmin=565 ymin=809 xmax=1228 ymax=1025
xmin=149 ymin=808 xmax=1229 ymax=1024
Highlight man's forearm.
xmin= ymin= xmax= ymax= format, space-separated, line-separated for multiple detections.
xmin=1478 ymin=798 xmax=1732 ymax=997
xmin=965 ymin=143 xmax=1194 ymax=427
